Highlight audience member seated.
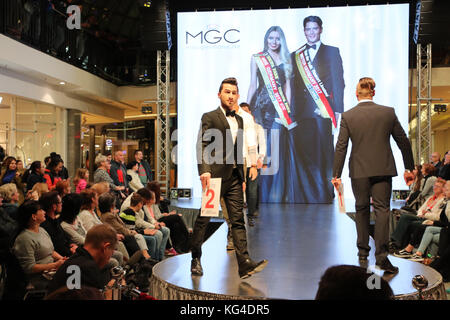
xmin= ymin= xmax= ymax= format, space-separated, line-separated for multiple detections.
xmin=99 ymin=192 xmax=153 ymax=261
xmin=22 ymin=161 xmax=46 ymax=193
xmin=59 ymin=193 xmax=87 ymax=246
xmin=409 ymin=181 xmax=450 ymax=262
xmin=26 ymin=182 xmax=49 ymax=201
xmin=13 ymin=200 xmax=68 ymax=290
xmin=315 ymin=265 xmax=394 ymax=300
xmin=126 ymin=161 xmax=144 ymax=192
xmin=403 ymin=164 xmax=424 ymax=209
xmin=147 ymin=181 xmax=190 ymax=254
xmin=0 ymin=197 xmax=18 ymax=257
xmin=0 ymin=183 xmax=20 ymax=221
xmin=418 ymin=164 xmax=438 ymax=204
xmin=90 ymin=181 xmax=110 ymax=197
xmin=73 ymin=168 xmax=89 ymax=194
xmin=431 ymin=151 xmax=443 ymax=173
xmin=39 ymin=191 xmax=76 ymax=257
xmin=121 ymin=190 xmax=168 ymax=261
xmin=60 ymin=193 xmax=123 ymax=267
xmin=392 ymin=178 xmax=446 ymax=255
xmin=50 ymin=153 xmax=69 ymax=180
xmin=109 ymin=151 xmax=130 ymax=196
xmin=55 ymin=180 xmax=71 ymax=198
xmin=438 ymin=151 xmax=450 ymax=180
xmin=0 ymin=157 xmax=25 ymax=204
xmin=94 ymin=154 xmax=125 ymax=196
xmin=46 ymin=224 xmax=118 ymax=295
xmin=78 ymin=189 xmax=103 ymax=231
xmin=44 ymin=157 xmax=63 ymax=191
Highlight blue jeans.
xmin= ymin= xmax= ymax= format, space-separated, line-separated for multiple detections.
xmin=153 ymin=227 xmax=170 ymax=261
xmin=142 ymin=235 xmax=157 ymax=259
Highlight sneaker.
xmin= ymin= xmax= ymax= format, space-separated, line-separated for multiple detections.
xmin=393 ymin=249 xmax=413 ymax=258
xmin=165 ymin=248 xmax=178 ymax=256
xmin=408 ymin=254 xmax=424 ymax=262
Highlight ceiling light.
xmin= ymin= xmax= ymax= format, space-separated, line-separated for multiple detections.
xmin=0 ymin=97 xmax=2 ymax=104
xmin=59 ymin=81 xmax=66 ymax=85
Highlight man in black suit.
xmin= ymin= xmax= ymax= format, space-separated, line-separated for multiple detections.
xmin=332 ymin=77 xmax=415 ymax=274
xmin=289 ymin=15 xmax=345 ymax=203
xmin=191 ymin=77 xmax=268 ymax=279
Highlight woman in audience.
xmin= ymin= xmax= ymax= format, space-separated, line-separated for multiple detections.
xmin=78 ymin=189 xmax=102 ymax=232
xmin=60 ymin=193 xmax=123 ymax=267
xmin=419 ymin=164 xmax=438 ymax=204
xmin=59 ymin=193 xmax=86 ymax=246
xmin=90 ymin=181 xmax=110 ymax=197
xmin=0 ymin=183 xmax=20 ymax=221
xmin=404 ymin=164 xmax=424 ymax=208
xmin=44 ymin=157 xmax=63 ymax=191
xmin=55 ymin=180 xmax=71 ymax=198
xmin=12 ymin=200 xmax=67 ymax=289
xmin=73 ymin=168 xmax=89 ymax=194
xmin=393 ymin=178 xmax=447 ymax=258
xmin=26 ymin=182 xmax=49 ymax=201
xmin=126 ymin=161 xmax=144 ymax=192
xmin=93 ymin=154 xmax=125 ymax=195
xmin=22 ymin=161 xmax=46 ymax=193
xmin=408 ymin=180 xmax=450 ymax=262
xmin=147 ymin=181 xmax=190 ymax=253
xmin=0 ymin=157 xmax=25 ymax=203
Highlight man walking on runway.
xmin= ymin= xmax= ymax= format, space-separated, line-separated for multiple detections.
xmin=332 ymin=77 xmax=414 ymax=274
xmin=191 ymin=77 xmax=268 ymax=279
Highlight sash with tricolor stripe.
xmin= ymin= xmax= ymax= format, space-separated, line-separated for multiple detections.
xmin=253 ymin=52 xmax=296 ymax=129
xmin=294 ymin=46 xmax=337 ymax=128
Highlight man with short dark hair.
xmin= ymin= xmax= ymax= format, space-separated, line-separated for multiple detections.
xmin=47 ymin=224 xmax=118 ymax=294
xmin=289 ymin=15 xmax=345 ymax=203
xmin=332 ymin=77 xmax=414 ymax=274
xmin=192 ymin=77 xmax=268 ymax=279
xmin=134 ymin=150 xmax=153 ymax=185
xmin=110 ymin=150 xmax=129 ymax=195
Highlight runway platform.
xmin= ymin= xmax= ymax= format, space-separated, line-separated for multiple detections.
xmin=150 ymin=200 xmax=447 ymax=300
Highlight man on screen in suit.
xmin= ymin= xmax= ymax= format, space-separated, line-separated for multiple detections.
xmin=191 ymin=77 xmax=268 ymax=279
xmin=332 ymin=77 xmax=414 ymax=274
xmin=289 ymin=15 xmax=345 ymax=203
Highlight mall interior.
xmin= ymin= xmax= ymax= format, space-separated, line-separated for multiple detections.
xmin=0 ymin=0 xmax=450 ymax=303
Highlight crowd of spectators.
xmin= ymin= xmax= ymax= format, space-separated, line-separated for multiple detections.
xmin=390 ymin=150 xmax=450 ymax=280
xmin=0 ymin=149 xmax=190 ymax=300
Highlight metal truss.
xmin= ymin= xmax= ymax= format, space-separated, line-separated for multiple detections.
xmin=156 ymin=50 xmax=171 ymax=196
xmin=416 ymin=43 xmax=432 ymax=164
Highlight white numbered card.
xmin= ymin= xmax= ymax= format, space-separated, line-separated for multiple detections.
xmin=200 ymin=178 xmax=221 ymax=217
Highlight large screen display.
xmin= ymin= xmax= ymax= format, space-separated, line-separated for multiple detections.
xmin=176 ymin=4 xmax=410 ymax=202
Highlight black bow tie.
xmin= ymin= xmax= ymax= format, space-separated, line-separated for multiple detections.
xmin=306 ymin=44 xmax=317 ymax=50
xmin=226 ymin=110 xmax=236 ymax=117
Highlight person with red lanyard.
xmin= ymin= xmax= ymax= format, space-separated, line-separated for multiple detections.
xmin=391 ymin=178 xmax=447 ymax=257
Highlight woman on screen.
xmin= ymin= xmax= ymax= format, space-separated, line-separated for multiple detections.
xmin=246 ymin=26 xmax=296 ymax=202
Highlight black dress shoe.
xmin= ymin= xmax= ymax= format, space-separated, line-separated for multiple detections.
xmin=248 ymin=216 xmax=255 ymax=227
xmin=376 ymin=258 xmax=399 ymax=274
xmin=238 ymin=258 xmax=268 ymax=279
xmin=191 ymin=258 xmax=203 ymax=276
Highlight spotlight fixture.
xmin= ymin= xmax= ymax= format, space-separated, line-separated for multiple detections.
xmin=144 ymin=1 xmax=152 ymax=8
xmin=434 ymin=104 xmax=447 ymax=113
xmin=59 ymin=81 xmax=66 ymax=85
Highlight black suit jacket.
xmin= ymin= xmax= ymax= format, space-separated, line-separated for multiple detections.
xmin=333 ymin=101 xmax=414 ymax=179
xmin=291 ymin=43 xmax=345 ymax=120
xmin=197 ymin=107 xmax=245 ymax=183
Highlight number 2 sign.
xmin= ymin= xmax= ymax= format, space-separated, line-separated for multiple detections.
xmin=201 ymin=178 xmax=221 ymax=217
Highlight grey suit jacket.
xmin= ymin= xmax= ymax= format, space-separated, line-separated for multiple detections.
xmin=333 ymin=101 xmax=414 ymax=179
xmin=196 ymin=107 xmax=245 ymax=183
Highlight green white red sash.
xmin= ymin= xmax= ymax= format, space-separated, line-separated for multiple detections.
xmin=253 ymin=52 xmax=296 ymax=129
xmin=294 ymin=45 xmax=337 ymax=128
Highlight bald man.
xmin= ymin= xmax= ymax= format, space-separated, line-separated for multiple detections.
xmin=110 ymin=151 xmax=130 ymax=194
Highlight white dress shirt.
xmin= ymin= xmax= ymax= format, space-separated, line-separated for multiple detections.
xmin=236 ymin=106 xmax=258 ymax=167
xmin=220 ymin=106 xmax=238 ymax=144
xmin=307 ymin=41 xmax=321 ymax=62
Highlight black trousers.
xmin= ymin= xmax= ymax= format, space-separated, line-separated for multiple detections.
xmin=158 ymin=214 xmax=190 ymax=253
xmin=191 ymin=169 xmax=249 ymax=264
xmin=351 ymin=176 xmax=392 ymax=263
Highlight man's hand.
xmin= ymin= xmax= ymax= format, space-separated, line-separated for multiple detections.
xmin=248 ymin=166 xmax=258 ymax=181
xmin=331 ymin=177 xmax=342 ymax=190
xmin=144 ymin=229 xmax=158 ymax=236
xmin=200 ymin=172 xmax=211 ymax=191
xmin=256 ymin=158 xmax=263 ymax=169
xmin=422 ymin=220 xmax=434 ymax=226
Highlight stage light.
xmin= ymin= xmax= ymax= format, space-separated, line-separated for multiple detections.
xmin=434 ymin=104 xmax=447 ymax=113
xmin=0 ymin=96 xmax=2 ymax=104
xmin=59 ymin=81 xmax=66 ymax=85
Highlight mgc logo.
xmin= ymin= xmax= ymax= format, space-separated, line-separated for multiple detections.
xmin=185 ymin=28 xmax=240 ymax=45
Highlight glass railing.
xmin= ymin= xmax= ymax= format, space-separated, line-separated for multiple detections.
xmin=1 ymin=0 xmax=163 ymax=86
